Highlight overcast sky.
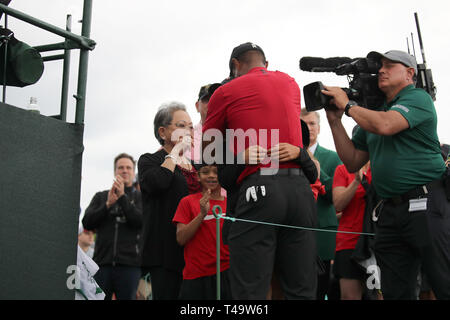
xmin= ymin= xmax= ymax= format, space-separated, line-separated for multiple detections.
xmin=4 ymin=0 xmax=450 ymax=212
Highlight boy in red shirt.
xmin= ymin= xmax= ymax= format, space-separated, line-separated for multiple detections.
xmin=332 ymin=162 xmax=372 ymax=299
xmin=173 ymin=165 xmax=231 ymax=299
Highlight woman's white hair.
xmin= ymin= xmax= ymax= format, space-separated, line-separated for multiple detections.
xmin=153 ymin=101 xmax=187 ymax=146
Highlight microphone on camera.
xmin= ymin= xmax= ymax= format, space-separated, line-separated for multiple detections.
xmin=299 ymin=56 xmax=355 ymax=72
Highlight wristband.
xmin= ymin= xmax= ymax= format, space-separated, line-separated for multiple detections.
xmin=165 ymin=154 xmax=177 ymax=162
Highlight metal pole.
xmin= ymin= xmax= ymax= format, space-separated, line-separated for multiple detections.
xmin=414 ymin=12 xmax=427 ymax=65
xmin=60 ymin=14 xmax=72 ymax=122
xmin=34 ymin=41 xmax=78 ymax=53
xmin=2 ymin=40 xmax=7 ymax=103
xmin=0 ymin=3 xmax=95 ymax=50
xmin=74 ymin=0 xmax=93 ymax=124
xmin=216 ymin=214 xmax=221 ymax=300
xmin=213 ymin=205 xmax=221 ymax=300
xmin=2 ymin=13 xmax=7 ymax=103
xmin=42 ymin=54 xmax=64 ymax=62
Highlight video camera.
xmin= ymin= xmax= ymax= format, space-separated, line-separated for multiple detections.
xmin=300 ymin=12 xmax=436 ymax=112
xmin=299 ymin=56 xmax=384 ymax=111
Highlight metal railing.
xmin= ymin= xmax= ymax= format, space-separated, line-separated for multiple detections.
xmin=0 ymin=0 xmax=95 ymax=124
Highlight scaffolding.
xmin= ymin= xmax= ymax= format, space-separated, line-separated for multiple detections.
xmin=0 ymin=0 xmax=95 ymax=123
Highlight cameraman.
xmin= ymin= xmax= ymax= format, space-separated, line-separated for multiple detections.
xmin=322 ymin=50 xmax=449 ymax=300
xmin=83 ymin=153 xmax=143 ymax=300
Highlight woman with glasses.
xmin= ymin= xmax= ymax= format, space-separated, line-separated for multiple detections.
xmin=138 ymin=102 xmax=201 ymax=300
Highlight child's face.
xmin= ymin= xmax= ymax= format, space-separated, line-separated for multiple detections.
xmin=198 ymin=166 xmax=220 ymax=191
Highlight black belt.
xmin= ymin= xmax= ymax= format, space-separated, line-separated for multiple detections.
xmin=387 ymin=179 xmax=443 ymax=206
xmin=257 ymin=167 xmax=303 ymax=176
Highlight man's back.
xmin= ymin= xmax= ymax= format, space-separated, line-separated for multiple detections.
xmin=202 ymin=42 xmax=318 ymax=299
xmin=205 ymin=67 xmax=302 ymax=151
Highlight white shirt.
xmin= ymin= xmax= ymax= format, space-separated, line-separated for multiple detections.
xmin=308 ymin=142 xmax=318 ymax=155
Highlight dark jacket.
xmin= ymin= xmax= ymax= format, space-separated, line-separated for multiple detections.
xmin=82 ymin=186 xmax=143 ymax=267
xmin=138 ymin=149 xmax=192 ymax=273
xmin=351 ymin=176 xmax=378 ymax=265
xmin=218 ymin=147 xmax=318 ymax=245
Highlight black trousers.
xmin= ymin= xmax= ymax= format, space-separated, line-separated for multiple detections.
xmin=374 ymin=180 xmax=450 ymax=300
xmin=421 ymin=180 xmax=450 ymax=299
xmin=148 ymin=266 xmax=183 ymax=300
xmin=316 ymin=260 xmax=331 ymax=300
xmin=94 ymin=265 xmax=141 ymax=300
xmin=178 ymin=270 xmax=232 ymax=300
xmin=228 ymin=171 xmax=318 ymax=299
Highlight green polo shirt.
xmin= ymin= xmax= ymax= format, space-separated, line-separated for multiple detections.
xmin=352 ymin=85 xmax=445 ymax=199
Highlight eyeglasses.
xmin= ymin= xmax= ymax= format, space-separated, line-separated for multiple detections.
xmin=169 ymin=121 xmax=194 ymax=131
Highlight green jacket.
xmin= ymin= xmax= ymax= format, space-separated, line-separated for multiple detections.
xmin=314 ymin=144 xmax=342 ymax=227
xmin=314 ymin=144 xmax=342 ymax=260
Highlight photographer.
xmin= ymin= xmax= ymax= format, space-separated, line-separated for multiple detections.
xmin=322 ymin=50 xmax=449 ymax=299
xmin=83 ymin=153 xmax=143 ymax=300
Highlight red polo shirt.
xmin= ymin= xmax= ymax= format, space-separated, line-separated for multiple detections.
xmin=172 ymin=193 xmax=229 ymax=280
xmin=333 ymin=164 xmax=372 ymax=252
xmin=203 ymin=67 xmax=302 ymax=183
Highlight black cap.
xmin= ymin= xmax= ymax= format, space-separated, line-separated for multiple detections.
xmin=229 ymin=42 xmax=266 ymax=77
xmin=198 ymin=83 xmax=221 ymax=101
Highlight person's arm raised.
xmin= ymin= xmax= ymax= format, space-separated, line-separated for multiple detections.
xmin=325 ymin=107 xmax=369 ymax=173
xmin=176 ymin=190 xmax=211 ymax=246
xmin=333 ymin=169 xmax=362 ymax=212
xmin=322 ymin=85 xmax=409 ymax=136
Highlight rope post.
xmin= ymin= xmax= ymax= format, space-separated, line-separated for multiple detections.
xmin=212 ymin=205 xmax=222 ymax=301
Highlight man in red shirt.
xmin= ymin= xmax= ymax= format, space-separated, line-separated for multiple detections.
xmin=202 ymin=42 xmax=317 ymax=299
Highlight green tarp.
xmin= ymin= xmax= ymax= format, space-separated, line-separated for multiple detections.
xmin=0 ymin=103 xmax=84 ymax=299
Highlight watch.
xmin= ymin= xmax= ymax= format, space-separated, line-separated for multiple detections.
xmin=344 ymin=100 xmax=357 ymax=117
